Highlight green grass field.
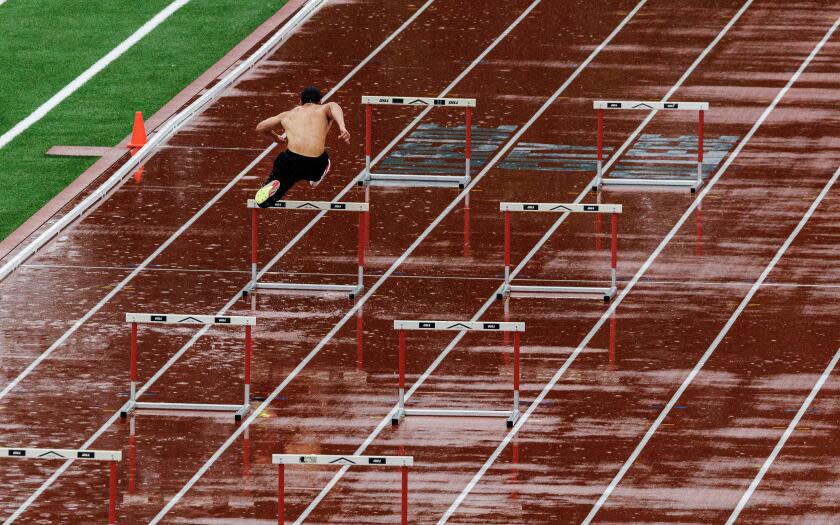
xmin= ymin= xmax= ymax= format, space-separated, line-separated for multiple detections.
xmin=0 ymin=0 xmax=286 ymax=241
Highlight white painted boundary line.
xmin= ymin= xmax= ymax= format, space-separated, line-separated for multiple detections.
xmin=0 ymin=0 xmax=191 ymax=150
xmin=726 ymin=345 xmax=840 ymax=524
xmin=0 ymin=1 xmax=439 ymax=522
xmin=0 ymin=0 xmax=331 ymax=283
xmin=293 ymin=1 xmax=653 ymax=522
xmin=581 ymin=18 xmax=840 ymax=521
xmin=444 ymin=7 xmax=837 ymax=522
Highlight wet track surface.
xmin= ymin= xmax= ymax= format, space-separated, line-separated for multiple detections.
xmin=1 ymin=0 xmax=840 ymax=523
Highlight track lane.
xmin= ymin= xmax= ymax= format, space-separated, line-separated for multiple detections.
xmin=148 ymin=2 xmax=772 ymax=520
xmin=432 ymin=4 xmax=840 ymax=523
xmin=1 ymin=0 xmax=556 ymax=520
xmin=0 ymin=0 xmax=464 ymax=521
xmin=146 ymin=0 xmax=664 ymax=520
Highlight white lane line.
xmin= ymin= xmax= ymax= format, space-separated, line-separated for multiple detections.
xmin=441 ymin=4 xmax=840 ymax=523
xmin=726 ymin=345 xmax=840 ymax=524
xmin=146 ymin=1 xmax=557 ymax=522
xmin=581 ymin=17 xmax=840 ymax=522
xmin=0 ymin=152 xmax=272 ymax=525
xmin=0 ymin=0 xmax=329 ymax=400
xmin=0 ymin=0 xmax=191 ymax=150
xmin=0 ymin=146 xmax=271 ymax=404
xmin=293 ymin=1 xmax=654 ymax=522
xmin=0 ymin=1 xmax=439 ymax=521
xmin=0 ymin=0 xmax=435 ymax=402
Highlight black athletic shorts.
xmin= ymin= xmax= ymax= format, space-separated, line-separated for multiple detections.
xmin=260 ymin=150 xmax=330 ymax=207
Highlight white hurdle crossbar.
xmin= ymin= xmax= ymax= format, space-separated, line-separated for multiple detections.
xmin=1 ymin=447 xmax=122 ymax=523
xmin=273 ymin=454 xmax=413 ymax=524
xmin=500 ymin=202 xmax=622 ymax=301
xmin=392 ymin=320 xmax=525 ymax=427
xmin=360 ymin=96 xmax=476 ymax=188
xmin=246 ymin=199 xmax=369 ymax=299
xmin=594 ymin=101 xmax=709 ymax=192
xmin=121 ymin=313 xmax=256 ymax=421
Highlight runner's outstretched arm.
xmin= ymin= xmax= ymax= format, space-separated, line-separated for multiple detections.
xmin=256 ymin=113 xmax=287 ymax=144
xmin=326 ymin=102 xmax=350 ymax=143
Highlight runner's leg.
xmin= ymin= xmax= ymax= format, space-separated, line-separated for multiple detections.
xmin=265 ymin=174 xmax=300 ymax=206
xmin=256 ymin=152 xmax=304 ymax=207
xmin=308 ymin=152 xmax=331 ymax=187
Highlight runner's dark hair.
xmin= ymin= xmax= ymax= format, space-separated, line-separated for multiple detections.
xmin=301 ymin=86 xmax=322 ymax=104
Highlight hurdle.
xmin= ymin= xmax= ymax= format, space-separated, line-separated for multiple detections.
xmin=273 ymin=454 xmax=413 ymax=525
xmin=246 ymin=199 xmax=368 ymax=299
xmin=1 ymin=447 xmax=121 ymax=523
xmin=120 ymin=313 xmax=255 ymax=421
xmin=593 ymin=101 xmax=709 ymax=192
xmin=392 ymin=320 xmax=524 ymax=427
xmin=360 ymin=96 xmax=475 ymax=188
xmin=499 ymin=202 xmax=622 ymax=301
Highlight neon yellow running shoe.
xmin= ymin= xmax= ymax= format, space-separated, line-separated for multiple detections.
xmin=255 ymin=180 xmax=280 ymax=206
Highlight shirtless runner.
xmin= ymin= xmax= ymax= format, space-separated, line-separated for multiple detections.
xmin=254 ymin=86 xmax=351 ymax=207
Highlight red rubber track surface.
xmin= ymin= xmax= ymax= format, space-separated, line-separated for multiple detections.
xmin=1 ymin=0 xmax=839 ymax=523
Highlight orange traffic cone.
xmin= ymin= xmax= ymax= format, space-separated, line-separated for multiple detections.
xmin=127 ymin=111 xmax=147 ymax=154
